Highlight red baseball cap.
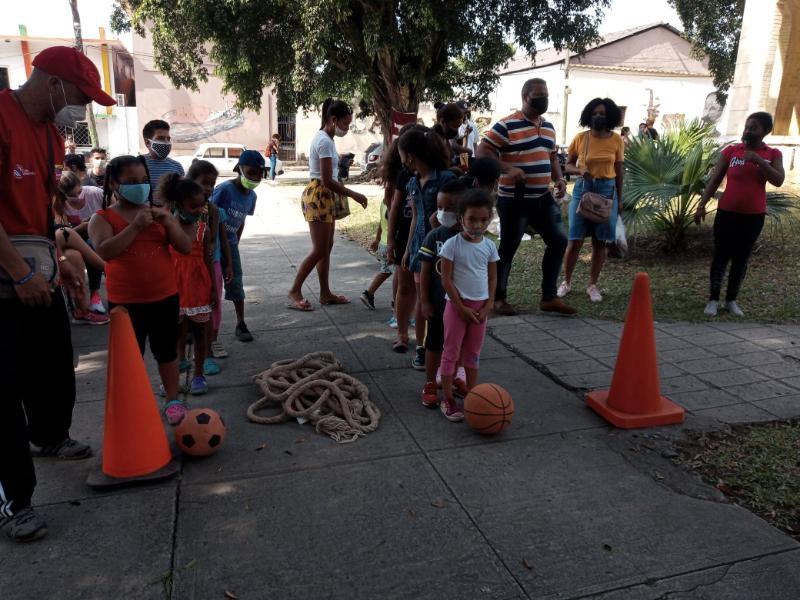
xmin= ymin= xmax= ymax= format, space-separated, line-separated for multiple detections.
xmin=32 ymin=46 xmax=116 ymax=106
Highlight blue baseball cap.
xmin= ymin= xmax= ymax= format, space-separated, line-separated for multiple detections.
xmin=238 ymin=149 xmax=265 ymax=169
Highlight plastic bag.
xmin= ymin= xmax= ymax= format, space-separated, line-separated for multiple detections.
xmin=615 ymin=216 xmax=628 ymax=255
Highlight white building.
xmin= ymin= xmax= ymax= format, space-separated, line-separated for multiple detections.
xmin=492 ymin=23 xmax=717 ymax=146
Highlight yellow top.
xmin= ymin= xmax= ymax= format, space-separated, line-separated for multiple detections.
xmin=568 ymin=131 xmax=625 ymax=179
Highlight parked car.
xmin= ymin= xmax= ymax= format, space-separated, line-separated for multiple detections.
xmin=175 ymin=143 xmax=283 ymax=178
xmin=363 ymin=142 xmax=383 ymax=171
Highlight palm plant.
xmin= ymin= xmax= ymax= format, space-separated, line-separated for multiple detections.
xmin=622 ymin=119 xmax=719 ymax=252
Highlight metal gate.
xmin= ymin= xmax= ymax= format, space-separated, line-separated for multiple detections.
xmin=277 ymin=113 xmax=296 ymax=161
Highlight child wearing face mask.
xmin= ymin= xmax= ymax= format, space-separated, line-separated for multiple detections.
xmin=89 ymin=155 xmax=193 ymax=425
xmin=438 ymin=190 xmax=499 ymax=422
xmin=418 ymin=179 xmax=469 ymax=408
xmin=160 ymin=173 xmax=216 ymax=397
xmin=141 ymin=119 xmax=184 ymax=201
xmin=210 ymin=150 xmax=264 ymax=343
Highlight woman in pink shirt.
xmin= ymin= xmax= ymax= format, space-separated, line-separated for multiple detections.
xmin=695 ymin=112 xmax=785 ymax=317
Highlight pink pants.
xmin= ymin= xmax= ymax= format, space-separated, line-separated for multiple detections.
xmin=441 ymin=298 xmax=488 ymax=376
xmin=211 ymin=261 xmax=224 ymax=331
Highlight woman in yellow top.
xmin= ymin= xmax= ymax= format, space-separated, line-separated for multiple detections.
xmin=558 ymin=98 xmax=625 ymax=303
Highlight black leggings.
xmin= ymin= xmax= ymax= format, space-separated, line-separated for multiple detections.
xmin=709 ymin=209 xmax=765 ymax=302
xmin=108 ymin=295 xmax=180 ymax=363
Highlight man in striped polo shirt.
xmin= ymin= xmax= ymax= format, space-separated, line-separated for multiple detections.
xmin=478 ymin=78 xmax=576 ymax=316
xmin=141 ymin=119 xmax=184 ymax=201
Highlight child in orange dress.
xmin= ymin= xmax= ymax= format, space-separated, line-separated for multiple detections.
xmin=159 ymin=173 xmax=216 ymax=395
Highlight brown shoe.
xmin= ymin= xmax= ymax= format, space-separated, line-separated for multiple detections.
xmin=493 ymin=300 xmax=517 ymax=316
xmin=539 ymin=298 xmax=578 ymax=315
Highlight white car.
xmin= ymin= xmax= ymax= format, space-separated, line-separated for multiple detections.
xmin=175 ymin=143 xmax=283 ymax=178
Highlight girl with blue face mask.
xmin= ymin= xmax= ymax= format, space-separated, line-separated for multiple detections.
xmin=89 ymin=156 xmax=194 ymax=426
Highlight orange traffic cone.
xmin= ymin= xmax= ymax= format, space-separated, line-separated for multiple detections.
xmin=585 ymin=272 xmax=684 ymax=428
xmin=87 ymin=307 xmax=179 ymax=488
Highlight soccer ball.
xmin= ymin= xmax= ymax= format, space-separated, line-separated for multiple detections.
xmin=174 ymin=408 xmax=227 ymax=457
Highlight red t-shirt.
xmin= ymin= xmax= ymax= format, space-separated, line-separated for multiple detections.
xmin=0 ymin=89 xmax=65 ymax=235
xmin=719 ymin=143 xmax=781 ymax=214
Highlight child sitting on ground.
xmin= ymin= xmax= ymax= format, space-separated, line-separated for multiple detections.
xmin=360 ymin=193 xmax=395 ymax=310
xmin=438 ymin=189 xmax=499 ymax=421
xmin=188 ymin=160 xmax=232 ymax=372
xmin=418 ymin=179 xmax=469 ymax=407
xmin=89 ymin=156 xmax=192 ymax=425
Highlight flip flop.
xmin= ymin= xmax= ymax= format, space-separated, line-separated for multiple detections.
xmin=320 ymin=295 xmax=350 ymax=306
xmin=287 ymin=298 xmax=314 ymax=311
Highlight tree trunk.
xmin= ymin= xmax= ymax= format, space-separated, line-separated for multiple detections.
xmin=369 ymin=50 xmax=419 ymax=146
xmin=68 ymin=0 xmax=99 ymax=147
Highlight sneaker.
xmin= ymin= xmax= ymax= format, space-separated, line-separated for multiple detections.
xmin=557 ymin=281 xmax=571 ymax=298
xmin=409 ymin=317 xmax=416 ymax=327
xmin=190 ymin=375 xmax=209 ymax=395
xmin=210 ymin=341 xmax=228 ymax=359
xmin=71 ymin=310 xmax=109 ymax=326
xmin=1 ymin=507 xmax=48 ymax=542
xmin=360 ymin=290 xmax=376 ymax=310
xmin=412 ymin=346 xmax=425 ymax=370
xmin=203 ymin=358 xmax=221 ymax=376
xmin=726 ymin=301 xmax=744 ymax=317
xmin=164 ymin=400 xmax=188 ymax=426
xmin=436 ymin=366 xmax=467 ymax=386
xmin=30 ymin=438 xmax=92 ymax=460
xmin=159 ymin=382 xmax=190 ymax=397
xmin=422 ymin=381 xmax=439 ymax=407
xmin=387 ymin=316 xmax=398 ymax=329
xmin=586 ymin=284 xmax=603 ymax=303
xmin=539 ymin=298 xmax=578 ymax=315
xmin=179 ymin=359 xmax=191 ymax=373
xmin=440 ymin=398 xmax=464 ymax=422
xmin=235 ymin=321 xmax=254 ymax=342
xmin=89 ymin=291 xmax=106 ymax=314
xmin=704 ymin=300 xmax=719 ymax=317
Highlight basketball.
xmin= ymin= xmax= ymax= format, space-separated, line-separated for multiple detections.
xmin=463 ymin=383 xmax=514 ymax=435
xmin=174 ymin=408 xmax=227 ymax=456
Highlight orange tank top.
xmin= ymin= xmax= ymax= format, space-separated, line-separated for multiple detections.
xmin=97 ymin=208 xmax=178 ymax=304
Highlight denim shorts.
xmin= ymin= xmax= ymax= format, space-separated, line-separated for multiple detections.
xmin=222 ymin=243 xmax=245 ymax=301
xmin=568 ymin=177 xmax=618 ymax=242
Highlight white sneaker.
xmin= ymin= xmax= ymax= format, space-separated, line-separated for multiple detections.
xmin=704 ymin=301 xmax=718 ymax=317
xmin=210 ymin=341 xmax=228 ymax=358
xmin=557 ymin=281 xmax=571 ymax=298
xmin=586 ymin=284 xmax=603 ymax=303
xmin=726 ymin=301 xmax=744 ymax=317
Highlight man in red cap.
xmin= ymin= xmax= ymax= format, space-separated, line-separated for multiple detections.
xmin=0 ymin=46 xmax=115 ymax=542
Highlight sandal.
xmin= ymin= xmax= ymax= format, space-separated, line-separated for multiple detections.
xmin=287 ymin=297 xmax=314 ymax=311
xmin=392 ymin=338 xmax=409 ymax=353
xmin=320 ymin=295 xmax=350 ymax=306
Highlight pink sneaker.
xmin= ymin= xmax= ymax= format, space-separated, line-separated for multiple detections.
xmin=89 ymin=291 xmax=106 ymax=314
xmin=440 ymin=398 xmax=464 ymax=422
xmin=422 ymin=382 xmax=439 ymax=407
xmin=164 ymin=400 xmax=188 ymax=426
xmin=72 ymin=310 xmax=110 ymax=326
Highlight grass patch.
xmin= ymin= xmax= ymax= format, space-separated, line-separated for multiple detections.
xmin=678 ymin=421 xmax=800 ymax=538
xmin=340 ymin=187 xmax=800 ymax=324
xmin=339 ymin=191 xmax=383 ymax=249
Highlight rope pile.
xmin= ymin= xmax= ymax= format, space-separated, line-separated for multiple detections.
xmin=248 ymin=352 xmax=381 ymax=443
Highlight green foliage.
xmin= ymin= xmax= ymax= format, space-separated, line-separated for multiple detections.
xmin=111 ymin=0 xmax=610 ymax=134
xmin=669 ymin=0 xmax=745 ymax=98
xmin=623 ymin=119 xmax=719 ymax=252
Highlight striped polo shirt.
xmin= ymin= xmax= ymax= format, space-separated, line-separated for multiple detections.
xmin=483 ymin=111 xmax=556 ymax=200
xmin=143 ymin=155 xmax=185 ymax=200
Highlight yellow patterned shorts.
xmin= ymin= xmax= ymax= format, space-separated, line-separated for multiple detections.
xmin=301 ymin=179 xmax=335 ymax=224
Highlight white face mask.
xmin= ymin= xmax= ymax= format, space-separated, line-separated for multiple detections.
xmin=92 ymin=158 xmax=107 ymax=170
xmin=437 ymin=209 xmax=458 ymax=228
xmin=334 ymin=126 xmax=348 ymax=138
xmin=51 ymin=80 xmax=87 ymax=128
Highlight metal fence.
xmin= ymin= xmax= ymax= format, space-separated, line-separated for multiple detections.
xmin=277 ymin=113 xmax=296 ymax=161
xmin=58 ymin=122 xmax=92 ymax=148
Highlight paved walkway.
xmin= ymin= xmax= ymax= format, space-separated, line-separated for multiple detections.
xmin=3 ymin=183 xmax=799 ymax=599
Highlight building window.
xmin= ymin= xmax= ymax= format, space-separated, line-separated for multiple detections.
xmin=58 ymin=122 xmax=91 ymax=148
xmin=277 ymin=113 xmax=296 ymax=161
xmin=0 ymin=67 xmax=9 ymax=91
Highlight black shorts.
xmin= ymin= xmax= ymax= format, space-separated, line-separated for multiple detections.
xmin=108 ymin=294 xmax=179 ymax=364
xmin=423 ymin=301 xmax=446 ymax=353
xmin=394 ymin=216 xmax=412 ymax=255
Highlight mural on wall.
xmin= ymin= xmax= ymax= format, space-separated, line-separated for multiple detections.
xmin=112 ymin=49 xmax=136 ymax=107
xmin=162 ymin=107 xmax=246 ymax=144
xmin=701 ymin=92 xmax=724 ymax=136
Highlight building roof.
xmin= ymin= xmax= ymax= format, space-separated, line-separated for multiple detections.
xmin=501 ymin=22 xmax=709 ymax=77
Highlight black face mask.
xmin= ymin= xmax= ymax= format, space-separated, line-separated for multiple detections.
xmin=528 ymin=96 xmax=548 ymax=114
xmin=444 ymin=127 xmax=459 ymax=140
xmin=591 ymin=115 xmax=608 ymax=130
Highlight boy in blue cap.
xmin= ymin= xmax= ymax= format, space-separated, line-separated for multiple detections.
xmin=210 ymin=149 xmax=264 ymax=343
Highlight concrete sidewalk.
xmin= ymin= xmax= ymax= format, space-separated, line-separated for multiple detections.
xmin=3 ymin=183 xmax=799 ymax=600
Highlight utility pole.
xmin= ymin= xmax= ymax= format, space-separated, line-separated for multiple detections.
xmin=68 ymin=0 xmax=99 ymax=148
xmin=561 ymin=49 xmax=571 ymax=147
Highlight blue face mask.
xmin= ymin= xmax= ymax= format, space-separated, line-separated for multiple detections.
xmin=118 ymin=183 xmax=151 ymax=205
xmin=175 ymin=208 xmax=201 ymax=224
